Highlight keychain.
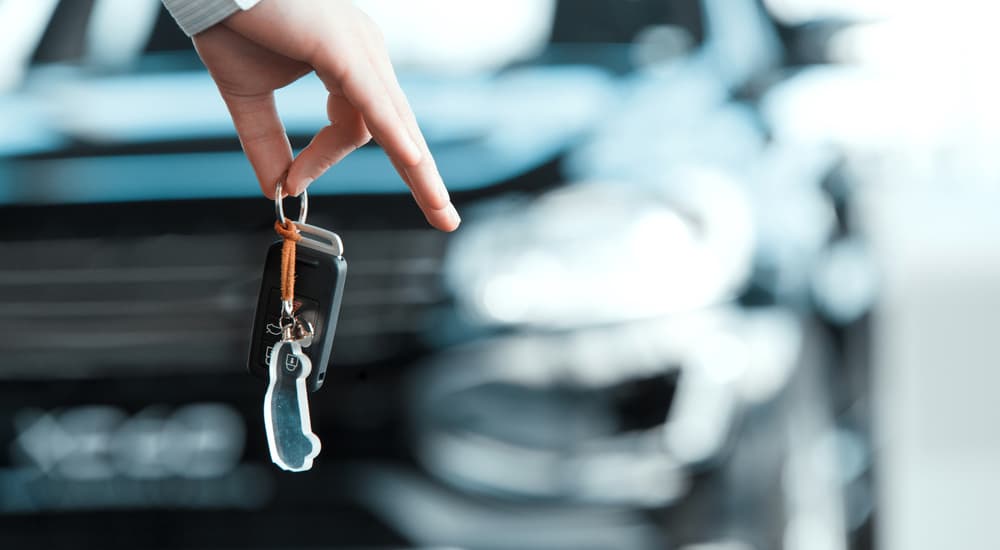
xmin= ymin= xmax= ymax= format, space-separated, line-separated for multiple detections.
xmin=248 ymin=178 xmax=348 ymax=472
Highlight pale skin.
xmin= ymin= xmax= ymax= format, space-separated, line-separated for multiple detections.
xmin=192 ymin=0 xmax=460 ymax=231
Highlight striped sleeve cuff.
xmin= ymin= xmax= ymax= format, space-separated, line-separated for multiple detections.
xmin=161 ymin=0 xmax=262 ymax=36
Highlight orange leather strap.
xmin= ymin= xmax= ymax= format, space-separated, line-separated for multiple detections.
xmin=274 ymin=220 xmax=302 ymax=303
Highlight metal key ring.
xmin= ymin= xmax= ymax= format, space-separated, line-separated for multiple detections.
xmin=275 ymin=178 xmax=308 ymax=225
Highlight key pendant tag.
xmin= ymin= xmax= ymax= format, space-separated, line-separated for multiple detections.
xmin=263 ymin=340 xmax=321 ymax=472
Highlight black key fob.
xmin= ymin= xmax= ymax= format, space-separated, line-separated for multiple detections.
xmin=248 ymin=223 xmax=346 ymax=392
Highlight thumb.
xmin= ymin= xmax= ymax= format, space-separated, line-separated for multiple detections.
xmin=221 ymin=91 xmax=293 ymax=199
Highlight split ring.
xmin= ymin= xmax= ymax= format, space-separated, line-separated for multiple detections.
xmin=274 ymin=178 xmax=308 ymax=226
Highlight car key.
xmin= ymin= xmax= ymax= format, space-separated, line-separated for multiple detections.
xmin=251 ymin=182 xmax=346 ymax=471
xmin=247 ymin=193 xmax=347 ymax=393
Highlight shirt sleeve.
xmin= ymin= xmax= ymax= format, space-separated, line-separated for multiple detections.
xmin=161 ymin=0 xmax=262 ymax=36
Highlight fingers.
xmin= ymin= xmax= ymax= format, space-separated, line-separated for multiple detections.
xmin=338 ymin=66 xmax=423 ymax=161
xmin=285 ymin=94 xmax=371 ymax=196
xmin=357 ymin=24 xmax=460 ymax=231
xmin=220 ymin=90 xmax=293 ymax=199
xmin=379 ymin=84 xmax=460 ymax=231
xmin=312 ymin=45 xmax=459 ymax=230
xmin=194 ymin=24 xmax=300 ymax=199
xmin=217 ymin=1 xmax=459 ymax=230
xmin=388 ymin=155 xmax=461 ymax=231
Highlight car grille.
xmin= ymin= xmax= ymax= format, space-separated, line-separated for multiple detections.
xmin=0 ymin=196 xmax=451 ymax=379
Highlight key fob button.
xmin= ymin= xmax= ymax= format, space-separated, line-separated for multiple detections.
xmin=248 ymin=238 xmax=346 ymax=392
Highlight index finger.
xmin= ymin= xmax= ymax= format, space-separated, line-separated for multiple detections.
xmin=338 ymin=61 xmax=423 ymax=168
xmin=329 ymin=57 xmax=459 ymax=231
xmin=363 ymin=40 xmax=457 ymax=228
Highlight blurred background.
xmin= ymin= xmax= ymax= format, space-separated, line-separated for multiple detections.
xmin=1 ymin=0 xmax=998 ymax=548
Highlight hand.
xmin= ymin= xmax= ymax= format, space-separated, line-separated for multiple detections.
xmin=192 ymin=0 xmax=460 ymax=231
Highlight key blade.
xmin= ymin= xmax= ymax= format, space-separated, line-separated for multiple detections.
xmin=263 ymin=341 xmax=321 ymax=472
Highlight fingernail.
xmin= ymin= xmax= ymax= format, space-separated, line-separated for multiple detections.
xmin=446 ymin=203 xmax=461 ymax=227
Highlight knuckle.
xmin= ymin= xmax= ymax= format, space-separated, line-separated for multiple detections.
xmin=240 ymin=131 xmax=281 ymax=148
xmin=323 ymin=55 xmax=351 ymax=84
xmin=358 ymin=12 xmax=384 ymax=41
xmin=311 ymin=42 xmax=351 ymax=83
